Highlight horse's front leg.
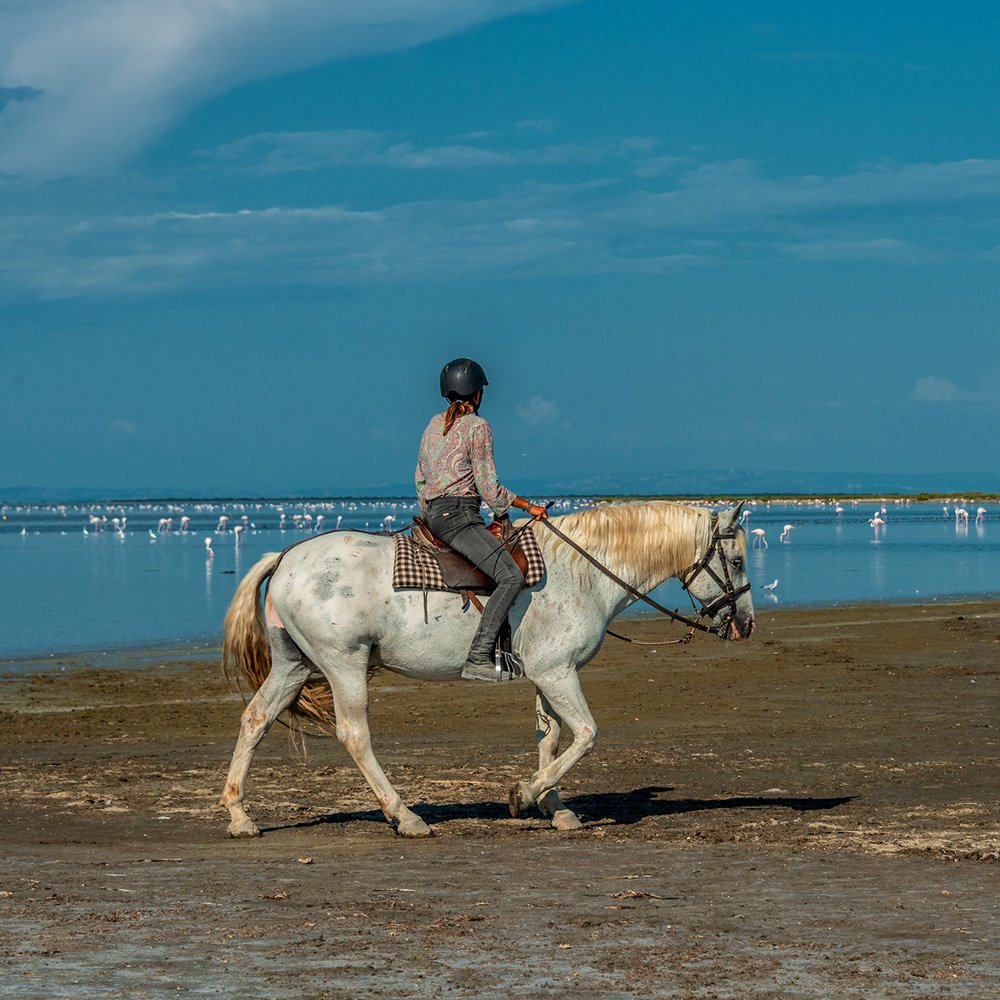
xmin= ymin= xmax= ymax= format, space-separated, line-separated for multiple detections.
xmin=322 ymin=658 xmax=432 ymax=839
xmin=534 ymin=689 xmax=584 ymax=831
xmin=510 ymin=669 xmax=596 ymax=821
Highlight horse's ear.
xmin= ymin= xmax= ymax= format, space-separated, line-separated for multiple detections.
xmin=726 ymin=500 xmax=747 ymax=526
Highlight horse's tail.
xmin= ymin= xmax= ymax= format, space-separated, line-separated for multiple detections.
xmin=222 ymin=552 xmax=281 ymax=699
xmin=221 ymin=552 xmax=338 ymax=733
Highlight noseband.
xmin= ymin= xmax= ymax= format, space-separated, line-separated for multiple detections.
xmin=680 ymin=519 xmax=752 ymax=631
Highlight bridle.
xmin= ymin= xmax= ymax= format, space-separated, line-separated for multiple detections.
xmin=678 ymin=517 xmax=752 ymax=633
xmin=539 ymin=510 xmax=751 ymax=640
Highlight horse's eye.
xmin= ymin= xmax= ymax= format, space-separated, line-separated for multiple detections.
xmin=732 ymin=557 xmax=744 ymax=571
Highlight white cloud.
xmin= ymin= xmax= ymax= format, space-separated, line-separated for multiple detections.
xmin=516 ymin=395 xmax=561 ymax=428
xmin=516 ymin=118 xmax=556 ymax=134
xmin=0 ymin=0 xmax=568 ymax=177
xmin=108 ymin=418 xmax=139 ymax=437
xmin=911 ymin=377 xmax=986 ymax=404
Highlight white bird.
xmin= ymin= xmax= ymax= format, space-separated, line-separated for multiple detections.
xmin=148 ymin=529 xmax=157 ymax=541
xmin=779 ymin=524 xmax=795 ymax=543
xmin=750 ymin=528 xmax=767 ymax=548
xmin=762 ymin=579 xmax=779 ymax=592
xmin=976 ymin=507 xmax=987 ymax=522
xmin=204 ymin=537 xmax=214 ymax=559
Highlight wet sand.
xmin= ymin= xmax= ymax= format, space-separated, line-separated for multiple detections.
xmin=1 ymin=602 xmax=998 ymax=998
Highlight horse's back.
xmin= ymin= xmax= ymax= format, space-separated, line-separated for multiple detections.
xmin=269 ymin=531 xmax=394 ymax=616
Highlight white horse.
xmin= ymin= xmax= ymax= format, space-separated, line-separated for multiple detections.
xmin=220 ymin=501 xmax=755 ymax=839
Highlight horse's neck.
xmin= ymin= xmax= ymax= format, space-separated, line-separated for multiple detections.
xmin=545 ymin=504 xmax=707 ymax=611
xmin=615 ymin=505 xmax=705 ymax=594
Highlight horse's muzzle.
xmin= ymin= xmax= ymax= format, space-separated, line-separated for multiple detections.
xmin=722 ymin=615 xmax=755 ymax=641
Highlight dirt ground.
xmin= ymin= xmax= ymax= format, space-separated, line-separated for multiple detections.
xmin=1 ymin=601 xmax=998 ymax=999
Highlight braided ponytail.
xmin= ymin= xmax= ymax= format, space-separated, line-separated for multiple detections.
xmin=443 ymin=398 xmax=476 ymax=435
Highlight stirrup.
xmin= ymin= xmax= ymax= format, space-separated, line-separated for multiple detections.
xmin=496 ymin=650 xmax=525 ymax=681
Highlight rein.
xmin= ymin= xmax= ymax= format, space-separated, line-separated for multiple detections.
xmin=539 ymin=514 xmax=749 ymax=643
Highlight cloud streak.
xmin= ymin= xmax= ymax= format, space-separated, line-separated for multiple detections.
xmin=0 ymin=0 xmax=567 ymax=177
xmin=4 ymin=155 xmax=1000 ymax=298
xmin=204 ymin=129 xmax=632 ymax=173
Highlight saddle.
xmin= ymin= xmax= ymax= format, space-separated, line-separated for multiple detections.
xmin=410 ymin=515 xmax=528 ymax=593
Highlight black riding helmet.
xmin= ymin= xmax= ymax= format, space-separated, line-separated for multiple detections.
xmin=440 ymin=358 xmax=489 ymax=401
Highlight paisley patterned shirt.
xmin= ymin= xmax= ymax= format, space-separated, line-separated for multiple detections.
xmin=415 ymin=412 xmax=515 ymax=516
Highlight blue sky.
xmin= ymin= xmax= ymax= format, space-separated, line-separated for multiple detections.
xmin=3 ymin=1 xmax=1000 ymax=496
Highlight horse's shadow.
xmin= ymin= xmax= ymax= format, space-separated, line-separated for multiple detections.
xmin=262 ymin=786 xmax=854 ymax=834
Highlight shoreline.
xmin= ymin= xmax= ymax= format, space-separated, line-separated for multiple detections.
xmin=3 ymin=593 xmax=1000 ymax=675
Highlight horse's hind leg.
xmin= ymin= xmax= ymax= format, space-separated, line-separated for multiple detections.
xmin=534 ymin=690 xmax=584 ymax=831
xmin=220 ymin=628 xmax=311 ymax=838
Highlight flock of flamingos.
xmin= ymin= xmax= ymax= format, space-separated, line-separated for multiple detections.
xmin=9 ymin=497 xmax=990 ymax=560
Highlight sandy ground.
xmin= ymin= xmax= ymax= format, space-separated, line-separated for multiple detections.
xmin=1 ymin=601 xmax=998 ymax=999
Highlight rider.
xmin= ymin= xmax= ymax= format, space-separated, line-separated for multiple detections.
xmin=416 ymin=358 xmax=549 ymax=681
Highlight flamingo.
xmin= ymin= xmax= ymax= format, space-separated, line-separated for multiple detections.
xmin=779 ymin=524 xmax=795 ymax=543
xmin=234 ymin=524 xmax=244 ymax=545
xmin=868 ymin=515 xmax=886 ymax=532
xmin=205 ymin=537 xmax=214 ymax=559
xmin=750 ymin=528 xmax=767 ymax=549
xmin=955 ymin=507 xmax=969 ymax=523
xmin=976 ymin=507 xmax=987 ymax=522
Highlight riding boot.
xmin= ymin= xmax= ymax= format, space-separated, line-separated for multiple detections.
xmin=461 ymin=651 xmax=498 ymax=682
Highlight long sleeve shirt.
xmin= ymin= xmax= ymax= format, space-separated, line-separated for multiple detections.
xmin=415 ymin=412 xmax=515 ymax=517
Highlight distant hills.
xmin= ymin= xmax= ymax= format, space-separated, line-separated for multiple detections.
xmin=4 ymin=470 xmax=1000 ymax=504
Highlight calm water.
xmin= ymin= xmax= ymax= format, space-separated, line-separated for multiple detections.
xmin=1 ymin=497 xmax=997 ymax=663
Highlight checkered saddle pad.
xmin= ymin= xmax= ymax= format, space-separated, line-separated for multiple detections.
xmin=392 ymin=522 xmax=545 ymax=593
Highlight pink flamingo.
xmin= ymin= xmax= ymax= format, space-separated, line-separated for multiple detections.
xmin=779 ymin=524 xmax=795 ymax=543
xmin=204 ymin=537 xmax=214 ymax=559
xmin=750 ymin=528 xmax=767 ymax=549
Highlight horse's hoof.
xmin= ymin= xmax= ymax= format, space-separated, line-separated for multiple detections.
xmin=395 ymin=814 xmax=433 ymax=838
xmin=551 ymin=809 xmax=583 ymax=831
xmin=508 ymin=782 xmax=531 ymax=818
xmin=227 ymin=818 xmax=261 ymax=839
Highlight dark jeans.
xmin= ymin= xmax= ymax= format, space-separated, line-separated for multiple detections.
xmin=424 ymin=496 xmax=524 ymax=661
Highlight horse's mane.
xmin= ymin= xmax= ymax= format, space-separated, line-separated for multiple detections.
xmin=532 ymin=501 xmax=725 ymax=585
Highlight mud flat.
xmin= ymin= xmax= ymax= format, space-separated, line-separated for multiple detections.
xmin=1 ymin=602 xmax=998 ymax=998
